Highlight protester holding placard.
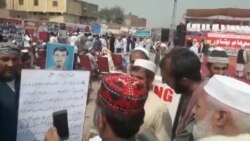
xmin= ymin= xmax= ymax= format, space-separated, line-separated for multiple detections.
xmin=18 ymin=70 xmax=90 ymax=140
xmin=160 ymin=48 xmax=203 ymax=141
xmin=130 ymin=59 xmax=172 ymax=141
xmin=0 ymin=42 xmax=21 ymax=141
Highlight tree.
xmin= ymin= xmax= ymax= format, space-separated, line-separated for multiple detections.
xmin=0 ymin=0 xmax=6 ymax=9
xmin=98 ymin=8 xmax=112 ymax=23
xmin=98 ymin=6 xmax=124 ymax=25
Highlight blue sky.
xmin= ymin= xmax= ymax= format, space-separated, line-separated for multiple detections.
xmin=83 ymin=0 xmax=250 ymax=28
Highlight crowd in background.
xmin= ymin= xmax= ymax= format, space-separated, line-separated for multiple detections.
xmin=1 ymin=28 xmax=250 ymax=141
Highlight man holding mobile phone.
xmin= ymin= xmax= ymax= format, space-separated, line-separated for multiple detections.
xmin=45 ymin=128 xmax=60 ymax=141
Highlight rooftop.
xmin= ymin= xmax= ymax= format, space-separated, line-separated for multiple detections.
xmin=186 ymin=8 xmax=250 ymax=18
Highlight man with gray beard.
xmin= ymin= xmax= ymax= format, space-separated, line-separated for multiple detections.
xmin=192 ymin=75 xmax=250 ymax=140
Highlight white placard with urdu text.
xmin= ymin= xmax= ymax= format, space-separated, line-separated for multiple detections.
xmin=17 ymin=70 xmax=90 ymax=141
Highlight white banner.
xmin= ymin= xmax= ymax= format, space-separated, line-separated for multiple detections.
xmin=17 ymin=70 xmax=90 ymax=141
xmin=152 ymin=76 xmax=181 ymax=123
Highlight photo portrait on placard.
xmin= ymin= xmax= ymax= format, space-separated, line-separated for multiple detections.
xmin=46 ymin=43 xmax=75 ymax=70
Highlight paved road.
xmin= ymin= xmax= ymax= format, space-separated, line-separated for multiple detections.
xmin=83 ymin=81 xmax=99 ymax=140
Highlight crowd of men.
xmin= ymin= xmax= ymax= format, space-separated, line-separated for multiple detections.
xmin=0 ymin=31 xmax=250 ymax=141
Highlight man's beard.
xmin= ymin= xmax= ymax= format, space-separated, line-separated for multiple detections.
xmin=0 ymin=71 xmax=16 ymax=82
xmin=55 ymin=62 xmax=63 ymax=68
xmin=193 ymin=112 xmax=219 ymax=140
xmin=174 ymin=81 xmax=187 ymax=94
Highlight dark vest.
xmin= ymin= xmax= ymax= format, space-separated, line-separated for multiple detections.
xmin=0 ymin=75 xmax=20 ymax=141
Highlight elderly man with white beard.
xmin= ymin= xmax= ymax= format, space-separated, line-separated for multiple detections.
xmin=192 ymin=75 xmax=250 ymax=141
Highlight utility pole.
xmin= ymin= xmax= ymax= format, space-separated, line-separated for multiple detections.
xmin=169 ymin=0 xmax=177 ymax=41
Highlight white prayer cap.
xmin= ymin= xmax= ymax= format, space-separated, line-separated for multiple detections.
xmin=160 ymin=43 xmax=167 ymax=48
xmin=133 ymin=59 xmax=156 ymax=74
xmin=88 ymin=36 xmax=93 ymax=40
xmin=21 ymin=49 xmax=29 ymax=53
xmin=12 ymin=40 xmax=16 ymax=44
xmin=199 ymin=134 xmax=250 ymax=141
xmin=204 ymin=75 xmax=250 ymax=114
xmin=208 ymin=47 xmax=229 ymax=64
xmin=133 ymin=47 xmax=149 ymax=58
xmin=72 ymin=32 xmax=78 ymax=36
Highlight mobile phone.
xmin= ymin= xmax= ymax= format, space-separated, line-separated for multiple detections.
xmin=52 ymin=110 xmax=69 ymax=140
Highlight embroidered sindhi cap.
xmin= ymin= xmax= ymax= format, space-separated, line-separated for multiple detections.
xmin=0 ymin=42 xmax=20 ymax=55
xmin=98 ymin=73 xmax=148 ymax=116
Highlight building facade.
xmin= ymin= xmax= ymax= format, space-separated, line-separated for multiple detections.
xmin=81 ymin=1 xmax=98 ymax=24
xmin=2 ymin=0 xmax=98 ymax=24
xmin=124 ymin=13 xmax=147 ymax=27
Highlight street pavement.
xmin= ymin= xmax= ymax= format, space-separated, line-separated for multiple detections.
xmin=83 ymin=80 xmax=99 ymax=140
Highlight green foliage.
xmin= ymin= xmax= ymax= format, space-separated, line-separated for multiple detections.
xmin=98 ymin=6 xmax=124 ymax=25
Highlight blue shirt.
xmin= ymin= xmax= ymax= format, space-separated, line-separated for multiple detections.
xmin=0 ymin=75 xmax=20 ymax=141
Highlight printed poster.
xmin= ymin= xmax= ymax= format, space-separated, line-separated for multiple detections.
xmin=46 ymin=43 xmax=75 ymax=70
xmin=17 ymin=70 xmax=90 ymax=141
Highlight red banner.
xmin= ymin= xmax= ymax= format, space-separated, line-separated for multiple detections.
xmin=0 ymin=18 xmax=22 ymax=25
xmin=205 ymin=32 xmax=250 ymax=48
xmin=205 ymin=32 xmax=250 ymax=56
